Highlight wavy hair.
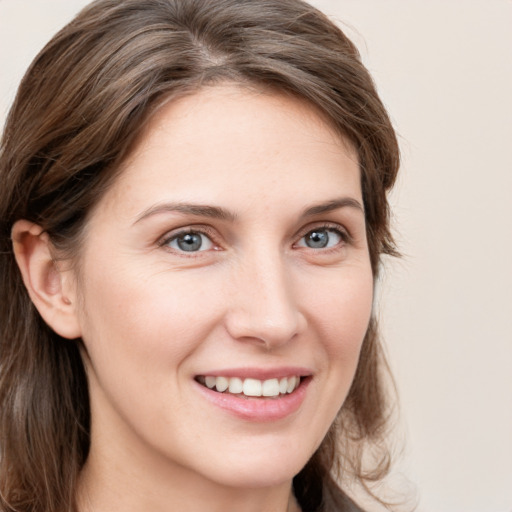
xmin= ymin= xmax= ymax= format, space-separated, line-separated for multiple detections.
xmin=0 ymin=1 xmax=400 ymax=511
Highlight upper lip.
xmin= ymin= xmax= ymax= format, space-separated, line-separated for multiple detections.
xmin=195 ymin=366 xmax=312 ymax=380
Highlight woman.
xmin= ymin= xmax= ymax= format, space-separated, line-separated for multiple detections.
xmin=0 ymin=1 xmax=400 ymax=511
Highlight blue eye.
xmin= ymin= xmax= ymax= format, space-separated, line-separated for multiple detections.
xmin=298 ymin=228 xmax=343 ymax=249
xmin=166 ymin=231 xmax=214 ymax=252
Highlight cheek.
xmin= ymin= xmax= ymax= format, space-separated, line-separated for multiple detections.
xmin=308 ymin=266 xmax=374 ymax=393
xmin=75 ymin=262 xmax=228 ymax=443
xmin=76 ymin=260 xmax=226 ymax=369
xmin=310 ymin=267 xmax=373 ymax=343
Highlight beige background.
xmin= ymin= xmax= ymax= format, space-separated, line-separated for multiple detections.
xmin=1 ymin=1 xmax=511 ymax=511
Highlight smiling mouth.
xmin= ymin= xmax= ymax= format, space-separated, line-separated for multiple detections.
xmin=195 ymin=375 xmax=302 ymax=398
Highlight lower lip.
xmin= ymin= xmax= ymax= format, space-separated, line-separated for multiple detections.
xmin=194 ymin=378 xmax=310 ymax=422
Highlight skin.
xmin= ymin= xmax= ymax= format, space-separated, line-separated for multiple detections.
xmin=14 ymin=85 xmax=374 ymax=512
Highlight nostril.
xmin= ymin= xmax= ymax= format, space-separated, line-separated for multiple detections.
xmin=224 ymin=308 xmax=306 ymax=349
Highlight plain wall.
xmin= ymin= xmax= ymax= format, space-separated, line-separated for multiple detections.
xmin=1 ymin=2 xmax=511 ymax=512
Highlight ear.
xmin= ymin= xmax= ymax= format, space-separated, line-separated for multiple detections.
xmin=11 ymin=220 xmax=82 ymax=339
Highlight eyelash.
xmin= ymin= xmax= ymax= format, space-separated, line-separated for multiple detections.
xmin=158 ymin=226 xmax=220 ymax=255
xmin=294 ymin=223 xmax=352 ymax=251
xmin=158 ymin=223 xmax=351 ymax=255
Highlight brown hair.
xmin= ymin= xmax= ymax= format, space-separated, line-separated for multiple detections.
xmin=0 ymin=1 xmax=400 ymax=511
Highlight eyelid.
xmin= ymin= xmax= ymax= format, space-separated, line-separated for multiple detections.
xmin=294 ymin=222 xmax=352 ymax=246
xmin=156 ymin=221 xmax=352 ymax=254
xmin=158 ymin=225 xmax=221 ymax=252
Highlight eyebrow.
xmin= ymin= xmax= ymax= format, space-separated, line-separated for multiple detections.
xmin=301 ymin=197 xmax=364 ymax=217
xmin=133 ymin=196 xmax=364 ymax=225
xmin=134 ymin=202 xmax=237 ymax=224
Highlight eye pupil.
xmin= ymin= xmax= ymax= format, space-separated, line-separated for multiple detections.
xmin=177 ymin=233 xmax=202 ymax=252
xmin=306 ymin=230 xmax=329 ymax=248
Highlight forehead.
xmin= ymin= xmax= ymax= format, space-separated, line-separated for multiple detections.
xmin=93 ymin=85 xmax=361 ymax=221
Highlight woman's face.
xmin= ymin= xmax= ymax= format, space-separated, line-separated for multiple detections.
xmin=72 ymin=85 xmax=373 ymax=491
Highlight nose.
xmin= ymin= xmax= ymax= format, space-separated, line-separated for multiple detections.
xmin=224 ymin=248 xmax=307 ymax=349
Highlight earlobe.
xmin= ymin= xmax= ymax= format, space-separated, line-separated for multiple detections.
xmin=11 ymin=220 xmax=82 ymax=339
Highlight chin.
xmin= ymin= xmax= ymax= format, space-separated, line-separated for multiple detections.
xmin=206 ymin=463 xmax=304 ymax=490
xmin=190 ymin=439 xmax=316 ymax=490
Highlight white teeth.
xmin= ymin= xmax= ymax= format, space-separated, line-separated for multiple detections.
xmin=215 ymin=376 xmax=229 ymax=392
xmin=228 ymin=377 xmax=243 ymax=394
xmin=205 ymin=376 xmax=216 ymax=389
xmin=286 ymin=376 xmax=297 ymax=393
xmin=243 ymin=378 xmax=262 ymax=396
xmin=262 ymin=378 xmax=280 ymax=397
xmin=201 ymin=375 xmax=301 ymax=397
